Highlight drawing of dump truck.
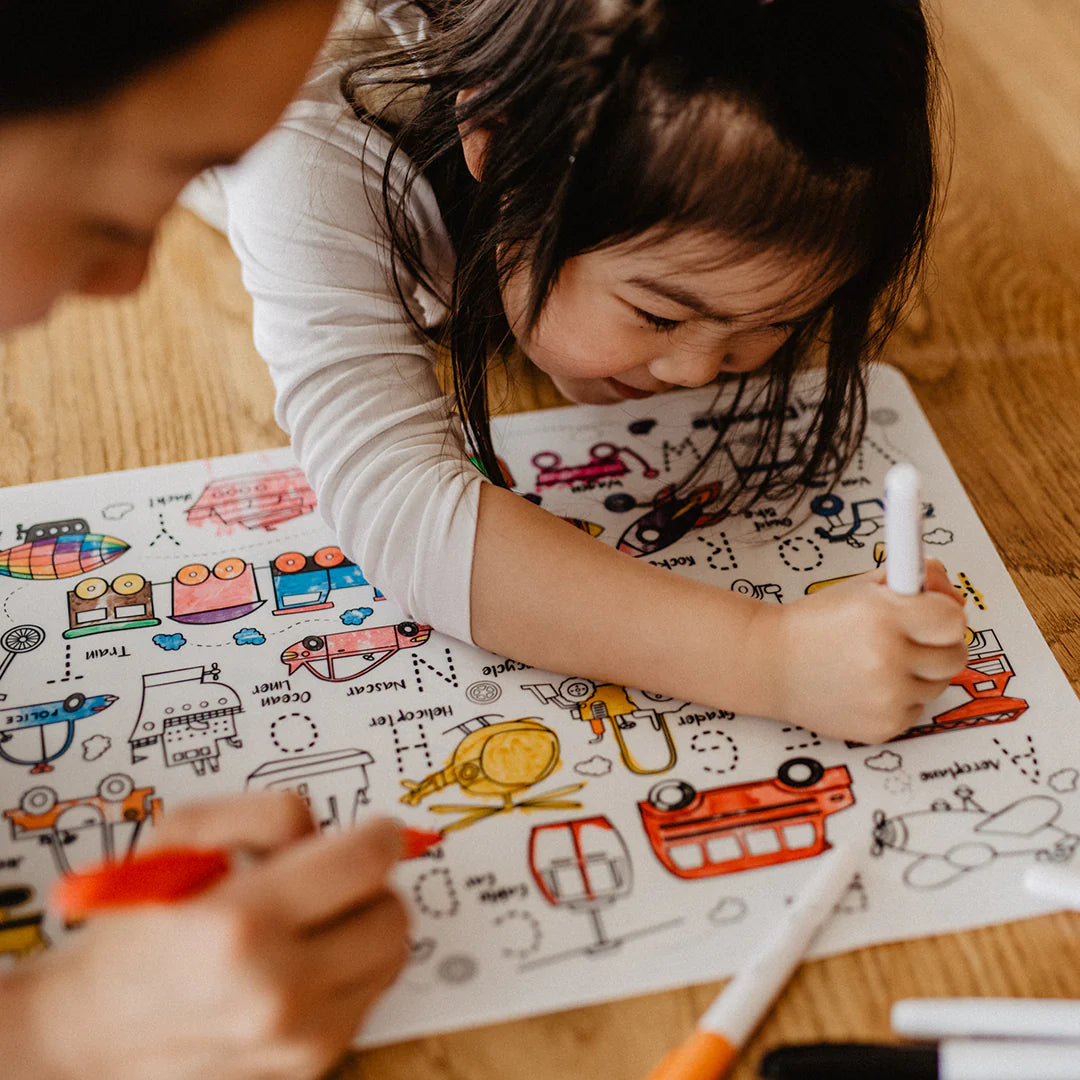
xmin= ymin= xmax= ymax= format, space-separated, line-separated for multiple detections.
xmin=246 ymin=749 xmax=375 ymax=830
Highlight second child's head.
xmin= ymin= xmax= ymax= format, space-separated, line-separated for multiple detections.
xmin=356 ymin=0 xmax=941 ymax=490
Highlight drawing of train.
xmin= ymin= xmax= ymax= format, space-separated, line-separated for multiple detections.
xmin=270 ymin=546 xmax=381 ymax=615
xmin=0 ymin=692 xmax=118 ymax=773
xmin=280 ymin=621 xmax=431 ymax=682
xmin=638 ymin=758 xmax=854 ymax=879
xmin=4 ymin=773 xmax=161 ymax=876
xmin=187 ymin=467 xmax=317 ymax=531
xmin=129 ymin=665 xmax=242 ymax=775
xmin=63 ymin=573 xmax=161 ymax=638
xmin=0 ymin=518 xmax=128 ymax=580
xmin=171 ymin=558 xmax=265 ymax=624
xmin=246 ymin=748 xmax=375 ymax=830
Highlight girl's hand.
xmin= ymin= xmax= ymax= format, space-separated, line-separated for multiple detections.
xmin=755 ymin=557 xmax=969 ymax=743
xmin=24 ymin=792 xmax=409 ymax=1080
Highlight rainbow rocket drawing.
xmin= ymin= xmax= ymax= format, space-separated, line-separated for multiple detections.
xmin=0 ymin=519 xmax=129 ymax=581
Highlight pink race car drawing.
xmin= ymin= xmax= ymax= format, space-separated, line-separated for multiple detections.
xmin=280 ymin=621 xmax=431 ymax=682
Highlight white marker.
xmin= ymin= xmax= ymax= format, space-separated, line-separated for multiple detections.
xmin=644 ymin=844 xmax=861 ymax=1080
xmin=885 ymin=463 xmax=924 ymax=594
xmin=1024 ymin=864 xmax=1080 ymax=912
xmin=892 ymin=997 xmax=1080 ymax=1042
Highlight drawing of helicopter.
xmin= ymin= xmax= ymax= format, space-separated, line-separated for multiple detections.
xmin=0 ymin=692 xmax=118 ymax=773
xmin=616 ymin=482 xmax=728 ymax=557
xmin=523 ymin=678 xmax=678 ymax=774
xmin=871 ymin=785 xmax=1079 ymax=889
xmin=0 ymin=518 xmax=128 ymax=580
xmin=280 ymin=621 xmax=430 ymax=682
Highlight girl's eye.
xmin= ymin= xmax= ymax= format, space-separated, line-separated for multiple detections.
xmin=636 ymin=308 xmax=681 ymax=333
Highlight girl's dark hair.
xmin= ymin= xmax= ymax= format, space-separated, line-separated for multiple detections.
xmin=346 ymin=0 xmax=943 ymax=505
xmin=1 ymin=1 xmax=278 ymax=117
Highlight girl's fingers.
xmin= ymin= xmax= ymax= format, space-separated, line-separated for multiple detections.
xmin=924 ymin=558 xmax=964 ymax=603
xmin=149 ymin=790 xmax=316 ymax=854
xmin=909 ymin=640 xmax=969 ymax=682
xmin=302 ymin=890 xmax=409 ymax=996
xmin=238 ymin=818 xmax=402 ymax=931
xmin=897 ymin=591 xmax=969 ymax=647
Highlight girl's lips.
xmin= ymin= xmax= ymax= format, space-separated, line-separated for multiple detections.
xmin=607 ymin=378 xmax=656 ymax=400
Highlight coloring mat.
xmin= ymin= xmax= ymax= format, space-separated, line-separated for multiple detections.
xmin=0 ymin=361 xmax=1077 ymax=1046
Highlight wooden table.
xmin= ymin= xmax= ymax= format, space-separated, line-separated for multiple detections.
xmin=2 ymin=1 xmax=1078 ymax=1077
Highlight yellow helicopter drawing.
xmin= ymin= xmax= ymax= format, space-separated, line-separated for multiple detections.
xmin=400 ymin=717 xmax=586 ymax=832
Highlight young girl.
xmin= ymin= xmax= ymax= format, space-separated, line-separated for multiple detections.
xmin=218 ymin=0 xmax=968 ymax=746
xmin=1 ymin=5 xmax=409 ymax=1078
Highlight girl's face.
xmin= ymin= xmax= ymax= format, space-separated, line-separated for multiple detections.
xmin=502 ymin=230 xmax=842 ymax=405
xmin=0 ymin=0 xmax=338 ymax=332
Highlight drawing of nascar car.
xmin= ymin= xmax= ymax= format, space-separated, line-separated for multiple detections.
xmin=280 ymin=621 xmax=431 ymax=682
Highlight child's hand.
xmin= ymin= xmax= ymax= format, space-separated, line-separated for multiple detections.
xmin=756 ymin=558 xmax=968 ymax=743
xmin=26 ymin=792 xmax=409 ymax=1080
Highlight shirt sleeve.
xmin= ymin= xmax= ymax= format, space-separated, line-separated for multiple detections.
xmin=219 ymin=84 xmax=484 ymax=645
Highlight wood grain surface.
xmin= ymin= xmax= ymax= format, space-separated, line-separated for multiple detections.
xmin=1 ymin=2 xmax=1078 ymax=1078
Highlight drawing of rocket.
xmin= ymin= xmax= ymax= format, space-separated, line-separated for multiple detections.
xmin=0 ymin=519 xmax=128 ymax=580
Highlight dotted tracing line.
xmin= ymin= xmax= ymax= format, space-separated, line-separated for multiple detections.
xmin=392 ymin=716 xmax=432 ymax=776
xmin=412 ymin=866 xmax=460 ymax=919
xmin=782 ymin=725 xmax=822 ymax=751
xmin=494 ymin=909 xmax=543 ymax=959
xmin=412 ymin=648 xmax=459 ymax=692
xmin=690 ymin=727 xmax=739 ymax=774
xmin=778 ymin=535 xmax=824 ymax=572
xmin=270 ymin=712 xmax=319 ymax=754
xmin=697 ymin=532 xmax=738 ymax=571
xmin=46 ymin=642 xmax=84 ymax=684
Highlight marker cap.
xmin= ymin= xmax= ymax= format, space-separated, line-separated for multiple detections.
xmin=646 ymin=1030 xmax=736 ymax=1080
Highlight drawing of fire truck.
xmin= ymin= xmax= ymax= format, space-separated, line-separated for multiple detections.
xmin=129 ymin=665 xmax=242 ymax=775
xmin=638 ymin=758 xmax=854 ymax=879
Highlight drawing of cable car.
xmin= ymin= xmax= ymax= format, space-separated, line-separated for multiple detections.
xmin=129 ymin=665 xmax=242 ymax=776
xmin=4 ymin=773 xmax=161 ymax=877
xmin=63 ymin=573 xmax=161 ymax=638
xmin=638 ymin=758 xmax=854 ymax=880
xmin=871 ymin=785 xmax=1079 ymax=889
xmin=246 ymin=748 xmax=375 ymax=830
xmin=616 ymin=482 xmax=727 ymax=557
xmin=0 ymin=518 xmax=128 ymax=580
xmin=280 ymin=621 xmax=431 ymax=682
xmin=0 ymin=692 xmax=118 ymax=773
xmin=270 ymin=547 xmax=382 ymax=615
xmin=170 ymin=557 xmax=265 ymax=624
xmin=187 ymin=467 xmax=317 ymax=532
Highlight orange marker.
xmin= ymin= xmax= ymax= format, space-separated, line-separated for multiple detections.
xmin=50 ymin=826 xmax=444 ymax=921
xmin=645 ymin=845 xmax=860 ymax=1080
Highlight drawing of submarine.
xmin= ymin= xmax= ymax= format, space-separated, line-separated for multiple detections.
xmin=0 ymin=518 xmax=128 ymax=580
xmin=616 ymin=482 xmax=727 ymax=557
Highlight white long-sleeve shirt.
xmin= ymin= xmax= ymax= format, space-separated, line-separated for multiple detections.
xmin=217 ymin=3 xmax=485 ymax=644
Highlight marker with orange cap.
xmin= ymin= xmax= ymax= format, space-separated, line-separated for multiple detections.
xmin=644 ymin=843 xmax=860 ymax=1080
xmin=50 ymin=826 xmax=444 ymax=922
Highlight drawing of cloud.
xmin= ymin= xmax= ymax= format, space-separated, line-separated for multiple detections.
xmin=234 ymin=627 xmax=265 ymax=646
xmin=574 ymin=755 xmax=613 ymax=777
xmin=865 ymin=750 xmax=903 ymax=772
xmin=708 ymin=897 xmax=748 ymax=925
xmin=1049 ymin=768 xmax=1079 ymax=793
xmin=153 ymin=633 xmax=187 ymax=651
xmin=102 ymin=502 xmax=134 ymax=520
xmin=923 ymin=528 xmax=954 ymax=545
xmin=341 ymin=607 xmax=375 ymax=626
xmin=82 ymin=734 xmax=111 ymax=761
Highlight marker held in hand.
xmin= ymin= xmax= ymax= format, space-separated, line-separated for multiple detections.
xmin=884 ymin=463 xmax=923 ymax=595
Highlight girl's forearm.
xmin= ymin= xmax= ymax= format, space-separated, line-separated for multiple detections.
xmin=470 ymin=484 xmax=781 ymax=714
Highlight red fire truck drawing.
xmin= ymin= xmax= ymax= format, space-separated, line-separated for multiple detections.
xmin=187 ymin=467 xmax=317 ymax=532
xmin=638 ymin=758 xmax=855 ymax=880
xmin=280 ymin=621 xmax=430 ymax=682
xmin=4 ymin=774 xmax=161 ymax=876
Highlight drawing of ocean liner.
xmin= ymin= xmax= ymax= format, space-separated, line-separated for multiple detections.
xmin=0 ymin=518 xmax=128 ymax=580
xmin=187 ymin=467 xmax=317 ymax=532
xmin=129 ymin=665 xmax=242 ymax=775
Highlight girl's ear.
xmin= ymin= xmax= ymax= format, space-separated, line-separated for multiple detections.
xmin=456 ymin=88 xmax=491 ymax=181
